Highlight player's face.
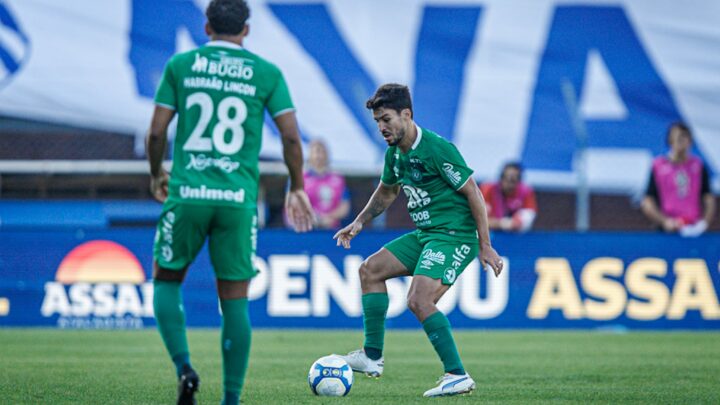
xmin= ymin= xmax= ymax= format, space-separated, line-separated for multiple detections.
xmin=669 ymin=128 xmax=691 ymax=155
xmin=308 ymin=141 xmax=328 ymax=170
xmin=373 ymin=108 xmax=409 ymax=146
xmin=501 ymin=167 xmax=520 ymax=194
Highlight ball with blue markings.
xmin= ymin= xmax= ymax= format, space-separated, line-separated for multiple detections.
xmin=308 ymin=355 xmax=353 ymax=396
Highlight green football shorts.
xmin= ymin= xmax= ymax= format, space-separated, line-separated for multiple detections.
xmin=153 ymin=201 xmax=258 ymax=281
xmin=384 ymin=231 xmax=479 ymax=285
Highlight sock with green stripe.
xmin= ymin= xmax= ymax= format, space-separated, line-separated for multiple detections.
xmin=153 ymin=279 xmax=192 ymax=378
xmin=220 ymin=298 xmax=252 ymax=405
xmin=422 ymin=311 xmax=466 ymax=375
xmin=362 ymin=293 xmax=389 ymax=360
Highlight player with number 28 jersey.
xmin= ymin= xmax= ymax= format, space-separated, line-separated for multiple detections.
xmin=155 ymin=41 xmax=293 ymax=208
xmin=145 ymin=1 xmax=314 ymax=404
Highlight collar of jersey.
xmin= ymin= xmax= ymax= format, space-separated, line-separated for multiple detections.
xmin=205 ymin=40 xmax=244 ymax=50
xmin=411 ymin=123 xmax=423 ymax=150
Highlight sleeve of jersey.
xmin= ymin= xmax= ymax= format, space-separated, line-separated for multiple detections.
xmin=523 ymin=187 xmax=538 ymax=211
xmin=700 ymin=163 xmax=711 ymax=194
xmin=645 ymin=170 xmax=659 ymax=199
xmin=434 ymin=141 xmax=474 ymax=191
xmin=154 ymin=61 xmax=177 ymax=110
xmin=380 ymin=149 xmax=398 ymax=186
xmin=266 ymin=69 xmax=296 ymax=118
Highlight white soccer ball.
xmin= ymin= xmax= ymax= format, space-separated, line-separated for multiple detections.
xmin=307 ymin=355 xmax=354 ymax=396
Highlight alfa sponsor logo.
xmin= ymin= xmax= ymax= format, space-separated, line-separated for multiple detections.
xmin=452 ymin=245 xmax=471 ymax=268
xmin=41 ymin=241 xmax=153 ymax=329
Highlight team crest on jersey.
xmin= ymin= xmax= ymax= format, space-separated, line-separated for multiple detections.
xmin=674 ymin=170 xmax=689 ymax=198
xmin=0 ymin=3 xmax=31 ymax=89
xmin=443 ymin=268 xmax=457 ymax=284
xmin=410 ymin=168 xmax=422 ymax=181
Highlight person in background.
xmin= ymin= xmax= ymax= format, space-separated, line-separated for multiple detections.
xmin=641 ymin=122 xmax=715 ymax=237
xmin=479 ymin=162 xmax=537 ymax=232
xmin=300 ymin=139 xmax=350 ymax=229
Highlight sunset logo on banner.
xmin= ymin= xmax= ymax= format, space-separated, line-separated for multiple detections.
xmin=41 ymin=240 xmax=154 ymax=329
xmin=0 ymin=3 xmax=30 ymax=88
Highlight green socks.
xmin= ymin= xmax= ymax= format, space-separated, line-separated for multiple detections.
xmin=154 ymin=281 xmax=252 ymax=403
xmin=153 ymin=280 xmax=191 ymax=378
xmin=362 ymin=293 xmax=389 ymax=360
xmin=422 ymin=311 xmax=465 ymax=375
xmin=220 ymin=298 xmax=252 ymax=405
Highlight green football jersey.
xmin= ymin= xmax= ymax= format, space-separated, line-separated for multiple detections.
xmin=154 ymin=40 xmax=295 ymax=208
xmin=381 ymin=125 xmax=477 ymax=242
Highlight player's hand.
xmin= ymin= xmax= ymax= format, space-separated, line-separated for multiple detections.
xmin=661 ymin=217 xmax=682 ymax=233
xmin=286 ymin=189 xmax=315 ymax=233
xmin=480 ymin=243 xmax=503 ymax=277
xmin=150 ymin=170 xmax=169 ymax=203
xmin=333 ymin=221 xmax=363 ymax=249
xmin=679 ymin=219 xmax=707 ymax=238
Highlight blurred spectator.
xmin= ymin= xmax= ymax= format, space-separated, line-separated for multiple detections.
xmin=289 ymin=139 xmax=350 ymax=229
xmin=641 ymin=122 xmax=715 ymax=237
xmin=479 ymin=162 xmax=537 ymax=232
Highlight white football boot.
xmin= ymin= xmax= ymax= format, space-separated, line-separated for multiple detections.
xmin=336 ymin=349 xmax=384 ymax=377
xmin=423 ymin=373 xmax=476 ymax=397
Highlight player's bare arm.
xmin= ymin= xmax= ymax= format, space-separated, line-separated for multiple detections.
xmin=641 ymin=196 xmax=680 ymax=232
xmin=334 ymin=182 xmax=400 ymax=249
xmin=275 ymin=111 xmax=315 ymax=232
xmin=145 ymin=105 xmax=175 ymax=202
xmin=702 ymin=193 xmax=716 ymax=226
xmin=458 ymin=179 xmax=503 ymax=277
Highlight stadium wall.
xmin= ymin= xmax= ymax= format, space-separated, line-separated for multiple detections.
xmin=1 ymin=229 xmax=718 ymax=330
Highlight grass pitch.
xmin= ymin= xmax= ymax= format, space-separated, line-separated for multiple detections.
xmin=0 ymin=329 xmax=718 ymax=404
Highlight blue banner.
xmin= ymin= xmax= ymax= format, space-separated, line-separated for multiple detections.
xmin=1 ymin=1 xmax=719 ymax=191
xmin=0 ymin=229 xmax=718 ymax=329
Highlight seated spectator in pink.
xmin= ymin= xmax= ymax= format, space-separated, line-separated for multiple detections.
xmin=479 ymin=162 xmax=537 ymax=232
xmin=641 ymin=122 xmax=715 ymax=237
xmin=295 ymin=139 xmax=350 ymax=229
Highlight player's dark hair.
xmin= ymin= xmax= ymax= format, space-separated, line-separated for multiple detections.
xmin=206 ymin=0 xmax=250 ymax=35
xmin=500 ymin=162 xmax=523 ymax=181
xmin=366 ymin=84 xmax=413 ymax=115
xmin=666 ymin=121 xmax=692 ymax=146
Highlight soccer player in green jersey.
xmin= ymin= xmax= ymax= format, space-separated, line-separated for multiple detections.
xmin=145 ymin=1 xmax=314 ymax=404
xmin=333 ymin=84 xmax=504 ymax=397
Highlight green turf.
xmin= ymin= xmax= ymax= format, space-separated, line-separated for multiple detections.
xmin=0 ymin=329 xmax=718 ymax=404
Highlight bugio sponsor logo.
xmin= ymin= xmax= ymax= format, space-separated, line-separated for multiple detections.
xmin=0 ymin=3 xmax=31 ymax=88
xmin=41 ymin=241 xmax=153 ymax=329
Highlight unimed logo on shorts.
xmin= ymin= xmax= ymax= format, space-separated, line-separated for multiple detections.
xmin=41 ymin=240 xmax=153 ymax=329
